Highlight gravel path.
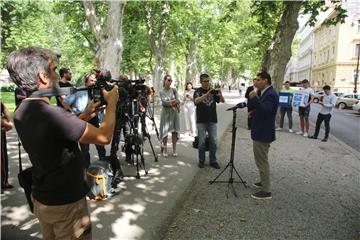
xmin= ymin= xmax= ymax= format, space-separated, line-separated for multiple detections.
xmin=163 ymin=108 xmax=360 ymax=240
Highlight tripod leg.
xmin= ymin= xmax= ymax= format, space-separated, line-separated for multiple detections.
xmin=209 ymin=162 xmax=231 ymax=184
xmin=232 ymin=165 xmax=248 ymax=188
xmin=135 ymin=152 xmax=140 ymax=179
xmin=146 ymin=132 xmax=158 ymax=162
xmin=140 ymin=146 xmax=148 ymax=175
xmin=141 ymin=114 xmax=159 ymax=162
xmin=228 ymin=182 xmax=238 ymax=198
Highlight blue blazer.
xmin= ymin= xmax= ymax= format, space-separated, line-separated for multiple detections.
xmin=250 ymin=86 xmax=279 ymax=143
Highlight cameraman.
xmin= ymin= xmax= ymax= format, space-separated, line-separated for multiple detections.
xmin=110 ymin=75 xmax=132 ymax=170
xmin=63 ymin=73 xmax=107 ymax=168
xmin=7 ymin=47 xmax=118 ymax=239
xmin=194 ymin=73 xmax=225 ymax=169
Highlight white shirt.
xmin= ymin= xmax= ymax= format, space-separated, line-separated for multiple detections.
xmin=320 ymin=93 xmax=337 ymax=115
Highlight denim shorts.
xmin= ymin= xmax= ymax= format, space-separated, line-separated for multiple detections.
xmin=298 ymin=107 xmax=310 ymax=117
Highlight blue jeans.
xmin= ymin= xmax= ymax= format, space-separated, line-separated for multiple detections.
xmin=197 ymin=122 xmax=217 ymax=164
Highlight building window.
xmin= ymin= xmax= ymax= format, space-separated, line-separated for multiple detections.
xmin=356 ymin=44 xmax=360 ymax=57
xmin=327 ymin=50 xmax=329 ymax=62
xmin=358 ymin=20 xmax=360 ymax=33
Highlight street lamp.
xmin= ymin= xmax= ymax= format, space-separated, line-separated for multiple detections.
xmin=354 ymin=48 xmax=359 ymax=93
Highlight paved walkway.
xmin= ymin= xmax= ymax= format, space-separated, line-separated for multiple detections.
xmin=1 ymin=91 xmax=243 ymax=240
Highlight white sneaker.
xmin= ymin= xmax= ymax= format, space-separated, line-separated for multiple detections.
xmin=275 ymin=127 xmax=282 ymax=131
xmin=296 ymin=131 xmax=303 ymax=135
xmin=289 ymin=129 xmax=293 ymax=133
xmin=303 ymin=132 xmax=308 ymax=137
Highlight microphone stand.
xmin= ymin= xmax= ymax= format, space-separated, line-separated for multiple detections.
xmin=209 ymin=105 xmax=248 ymax=197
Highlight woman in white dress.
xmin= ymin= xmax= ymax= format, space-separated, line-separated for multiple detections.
xmin=159 ymin=75 xmax=180 ymax=157
xmin=182 ymin=82 xmax=196 ymax=136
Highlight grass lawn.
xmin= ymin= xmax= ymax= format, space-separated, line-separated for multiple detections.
xmin=1 ymin=91 xmax=16 ymax=117
xmin=1 ymin=91 xmax=57 ymax=119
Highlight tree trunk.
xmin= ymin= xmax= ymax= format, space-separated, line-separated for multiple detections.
xmin=185 ymin=39 xmax=197 ymax=83
xmin=84 ymin=0 xmax=126 ymax=80
xmin=226 ymin=66 xmax=232 ymax=87
xmin=153 ymin=55 xmax=166 ymax=91
xmin=145 ymin=2 xmax=170 ymax=92
xmin=261 ymin=1 xmax=302 ymax=92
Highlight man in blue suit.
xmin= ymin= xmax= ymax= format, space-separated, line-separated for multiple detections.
xmin=248 ymin=70 xmax=279 ymax=200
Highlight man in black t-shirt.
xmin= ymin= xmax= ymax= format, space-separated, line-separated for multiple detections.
xmin=7 ymin=47 xmax=118 ymax=240
xmin=194 ymin=73 xmax=225 ymax=169
xmin=56 ymin=67 xmax=73 ymax=108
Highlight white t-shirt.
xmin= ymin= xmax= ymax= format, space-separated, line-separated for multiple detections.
xmin=302 ymin=87 xmax=314 ymax=103
xmin=302 ymin=87 xmax=314 ymax=96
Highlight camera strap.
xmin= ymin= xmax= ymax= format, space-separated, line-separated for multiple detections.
xmin=30 ymin=87 xmax=87 ymax=98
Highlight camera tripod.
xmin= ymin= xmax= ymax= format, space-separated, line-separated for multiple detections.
xmin=142 ymin=98 xmax=160 ymax=162
xmin=209 ymin=105 xmax=248 ymax=197
xmin=109 ymin=96 xmax=158 ymax=180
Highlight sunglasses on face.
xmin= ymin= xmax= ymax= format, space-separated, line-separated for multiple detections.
xmin=167 ymin=79 xmax=172 ymax=82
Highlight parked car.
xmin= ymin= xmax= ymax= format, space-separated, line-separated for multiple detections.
xmin=336 ymin=94 xmax=360 ymax=109
xmin=333 ymin=92 xmax=344 ymax=98
xmin=313 ymin=91 xmax=324 ymax=103
xmin=352 ymin=101 xmax=360 ymax=113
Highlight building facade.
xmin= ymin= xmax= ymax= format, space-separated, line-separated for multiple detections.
xmin=312 ymin=1 xmax=360 ymax=93
xmin=285 ymin=1 xmax=360 ymax=93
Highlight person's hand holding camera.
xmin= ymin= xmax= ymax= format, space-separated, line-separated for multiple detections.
xmin=79 ymin=101 xmax=101 ymax=122
xmin=103 ymin=85 xmax=119 ymax=108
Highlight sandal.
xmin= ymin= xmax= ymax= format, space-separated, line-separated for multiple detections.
xmin=173 ymin=153 xmax=178 ymax=157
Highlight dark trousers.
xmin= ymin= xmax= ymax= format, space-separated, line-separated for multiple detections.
xmin=1 ymin=132 xmax=9 ymax=187
xmin=80 ymin=143 xmax=106 ymax=168
xmin=110 ymin=112 xmax=131 ymax=171
xmin=279 ymin=107 xmax=293 ymax=129
xmin=313 ymin=113 xmax=332 ymax=139
xmin=81 ymin=116 xmax=106 ymax=168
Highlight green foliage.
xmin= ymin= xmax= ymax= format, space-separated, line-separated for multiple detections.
xmin=0 ymin=83 xmax=16 ymax=92
xmin=0 ymin=91 xmax=15 ymax=115
xmin=1 ymin=0 xmax=96 ymax=80
xmin=301 ymin=0 xmax=347 ymax=27
xmin=2 ymin=0 xmax=347 ymax=88
xmin=121 ymin=2 xmax=152 ymax=77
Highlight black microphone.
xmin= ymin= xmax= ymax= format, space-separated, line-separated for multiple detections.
xmin=226 ymin=102 xmax=247 ymax=111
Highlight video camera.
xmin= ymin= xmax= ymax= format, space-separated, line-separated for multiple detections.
xmin=210 ymin=89 xmax=219 ymax=95
xmin=116 ymin=78 xmax=148 ymax=101
xmin=89 ymin=70 xmax=149 ymax=106
xmin=86 ymin=70 xmax=115 ymax=106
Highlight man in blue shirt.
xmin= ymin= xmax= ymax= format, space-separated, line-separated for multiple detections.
xmin=248 ymin=70 xmax=279 ymax=200
xmin=64 ymin=73 xmax=106 ymax=167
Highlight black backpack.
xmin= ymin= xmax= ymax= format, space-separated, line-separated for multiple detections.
xmin=192 ymin=135 xmax=210 ymax=151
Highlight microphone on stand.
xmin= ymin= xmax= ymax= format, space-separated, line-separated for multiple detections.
xmin=226 ymin=102 xmax=247 ymax=111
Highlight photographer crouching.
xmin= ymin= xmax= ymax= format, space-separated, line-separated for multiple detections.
xmin=7 ymin=47 xmax=118 ymax=239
